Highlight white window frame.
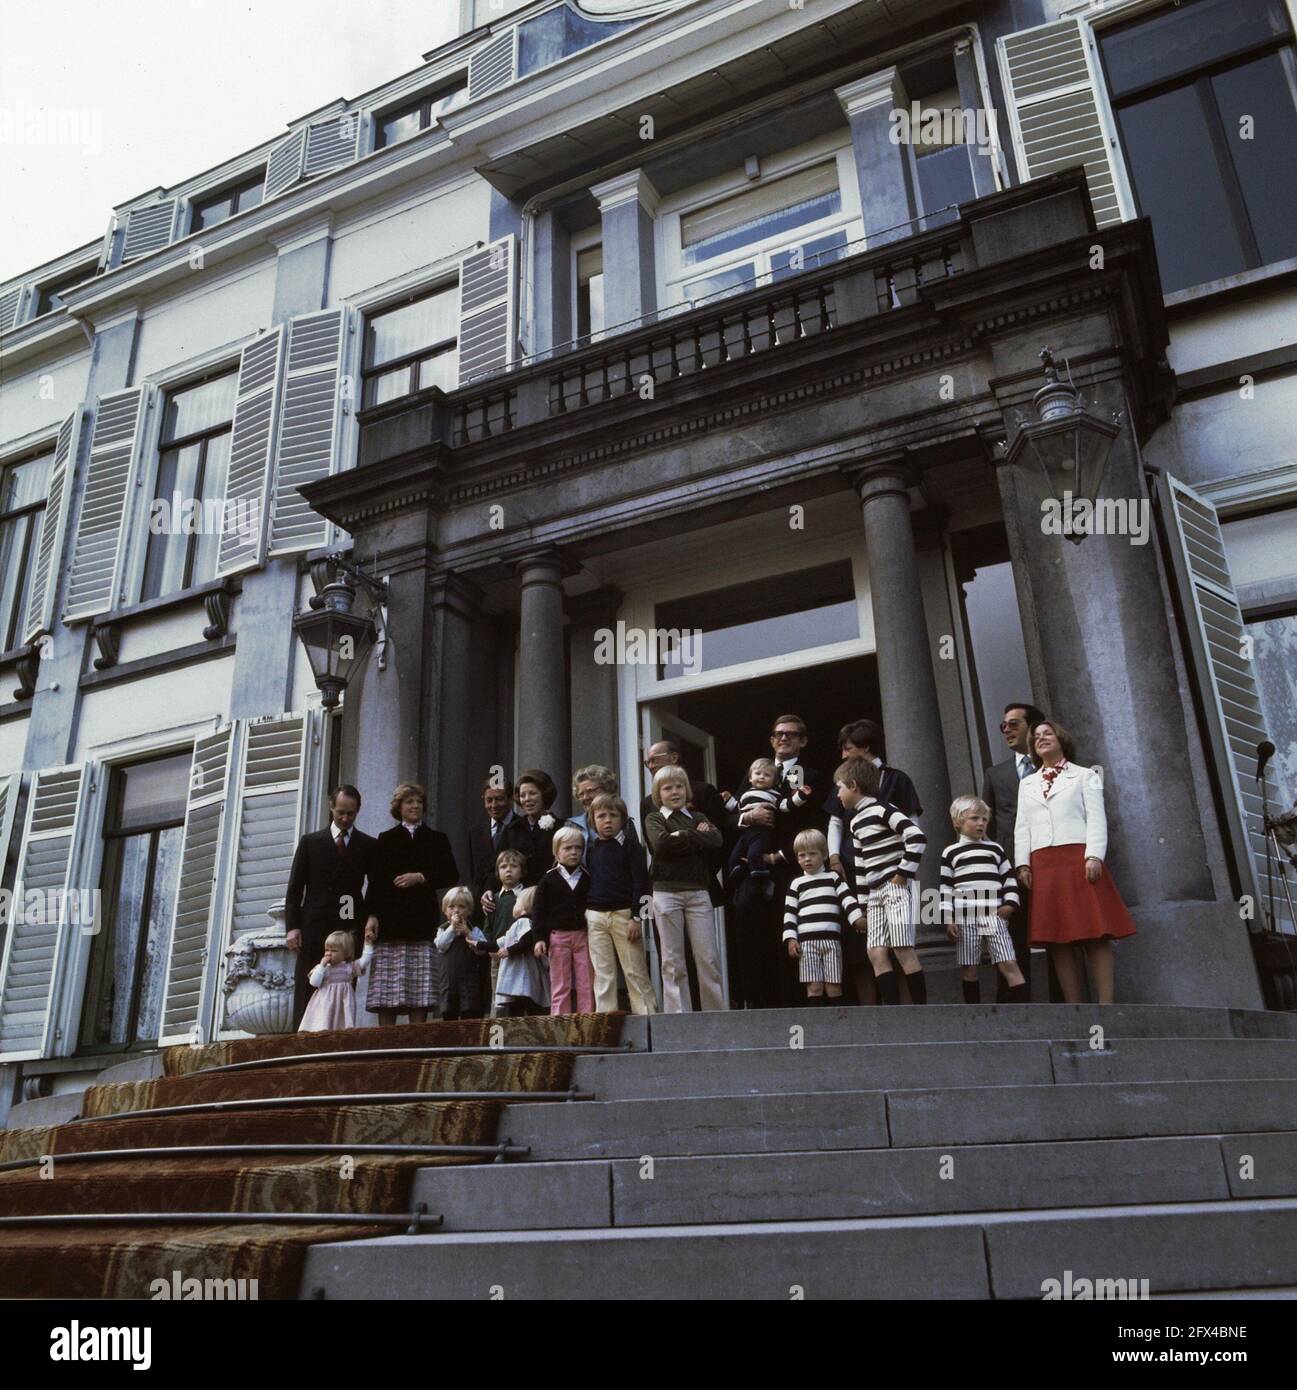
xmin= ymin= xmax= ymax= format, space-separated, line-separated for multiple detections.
xmin=358 ymin=278 xmax=460 ymax=410
xmin=655 ymin=134 xmax=863 ymax=311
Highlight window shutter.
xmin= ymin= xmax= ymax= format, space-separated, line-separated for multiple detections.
xmin=218 ymin=713 xmax=315 ymax=1034
xmin=0 ymin=772 xmax=22 ymax=891
xmin=0 ymin=284 xmax=31 ymax=333
xmin=63 ymin=386 xmax=154 ymax=622
xmin=303 ymin=114 xmax=362 ymax=179
xmin=457 ymin=236 xmax=518 ymax=386
xmin=157 ymin=725 xmax=237 ymax=1045
xmin=0 ymin=766 xmax=89 ymax=1061
xmin=268 ymin=308 xmax=350 ymax=555
xmin=23 ymin=406 xmax=85 ymax=644
xmin=264 ymin=128 xmax=308 ymax=200
xmin=119 ymin=199 xmax=183 ymax=264
xmin=1152 ymin=473 xmax=1279 ymax=924
xmin=997 ymin=17 xmax=1132 ymax=228
xmin=468 ymin=29 xmax=518 ymax=99
xmin=217 ymin=329 xmax=285 ymax=576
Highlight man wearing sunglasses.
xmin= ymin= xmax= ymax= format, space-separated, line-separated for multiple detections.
xmin=981 ymin=702 xmax=1046 ymax=1001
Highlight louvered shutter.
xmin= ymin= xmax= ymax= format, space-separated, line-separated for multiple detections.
xmin=264 ymin=127 xmax=308 ymax=200
xmin=157 ymin=725 xmax=237 ymax=1045
xmin=218 ymin=714 xmax=314 ymax=1034
xmin=303 ymin=114 xmax=361 ymax=179
xmin=268 ymin=308 xmax=349 ymax=554
xmin=23 ymin=407 xmax=84 ymax=644
xmin=0 ymin=284 xmax=30 ymax=332
xmin=997 ymin=18 xmax=1132 ymax=229
xmin=1153 ymin=473 xmax=1280 ymax=923
xmin=468 ymin=29 xmax=518 ymax=99
xmin=119 ymin=199 xmax=183 ymax=264
xmin=457 ymin=236 xmax=518 ymax=386
xmin=0 ymin=766 xmax=90 ymax=1061
xmin=217 ymin=329 xmax=285 ymax=576
xmin=63 ymin=386 xmax=153 ymax=622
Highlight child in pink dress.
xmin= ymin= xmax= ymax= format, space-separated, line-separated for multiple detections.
xmin=299 ymin=929 xmax=375 ymax=1032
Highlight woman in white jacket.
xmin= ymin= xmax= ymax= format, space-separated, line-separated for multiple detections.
xmin=1015 ymin=719 xmax=1136 ymax=1004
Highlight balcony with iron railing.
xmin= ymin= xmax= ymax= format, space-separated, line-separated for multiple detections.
xmin=357 ymin=207 xmax=975 ymax=468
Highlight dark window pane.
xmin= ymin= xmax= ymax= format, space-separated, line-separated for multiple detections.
xmin=417 ymin=350 xmax=458 ymax=394
xmin=771 ymin=229 xmax=849 ymax=280
xmin=915 ymin=144 xmax=977 ymax=229
xmin=235 ymin=180 xmax=264 ymax=213
xmin=37 ymin=268 xmax=92 ymax=316
xmin=379 ymin=105 xmax=423 ymax=147
xmin=1102 ymin=0 xmax=1292 ymax=99
xmin=2 ymin=452 xmax=51 ymax=513
xmin=364 ymin=364 xmax=414 ymax=408
xmin=1211 ymin=52 xmax=1297 ymax=268
xmin=193 ymin=194 xmax=235 ymax=231
xmin=88 ymin=835 xmax=152 ymax=1046
xmin=142 ymin=443 xmax=202 ymax=600
xmin=428 ymin=81 xmax=468 ymax=120
xmin=134 ymin=823 xmax=183 ymax=1043
xmin=162 ymin=372 xmax=237 ymax=443
xmin=114 ymin=752 xmax=191 ymax=831
xmin=1116 ymin=85 xmax=1248 ymax=291
xmin=0 ymin=514 xmax=35 ymax=649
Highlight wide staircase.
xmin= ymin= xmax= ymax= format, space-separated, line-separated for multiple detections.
xmin=4 ymin=1004 xmax=1297 ymax=1298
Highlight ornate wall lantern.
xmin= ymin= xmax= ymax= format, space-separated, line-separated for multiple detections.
xmin=1004 ymin=348 xmax=1124 ymax=543
xmin=291 ymin=557 xmax=386 ymax=709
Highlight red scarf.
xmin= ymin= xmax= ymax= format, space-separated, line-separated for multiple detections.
xmin=1041 ymin=759 xmax=1070 ymax=798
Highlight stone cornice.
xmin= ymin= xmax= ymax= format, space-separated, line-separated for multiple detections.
xmin=835 ymin=66 xmax=907 ymax=118
xmin=590 ymin=168 xmax=660 ymax=216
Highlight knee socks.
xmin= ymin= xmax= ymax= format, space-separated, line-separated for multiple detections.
xmin=962 ymin=979 xmax=980 ymax=1004
xmin=876 ymin=970 xmax=899 ymax=1005
xmin=904 ymin=970 xmax=927 ymax=1005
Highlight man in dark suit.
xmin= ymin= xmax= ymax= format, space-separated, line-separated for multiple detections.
xmin=981 ymin=701 xmax=1047 ymax=1002
xmin=731 ymin=714 xmax=827 ymax=1008
xmin=284 ymin=784 xmax=380 ymax=1029
xmin=468 ymin=777 xmax=517 ymax=908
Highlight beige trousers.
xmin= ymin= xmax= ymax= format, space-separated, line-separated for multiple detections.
xmin=586 ymin=908 xmax=659 ymax=1014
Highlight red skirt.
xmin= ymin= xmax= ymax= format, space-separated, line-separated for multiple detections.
xmin=1028 ymin=844 xmax=1137 ymax=946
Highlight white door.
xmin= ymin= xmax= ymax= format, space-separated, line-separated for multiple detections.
xmin=639 ymin=704 xmax=730 ymax=1008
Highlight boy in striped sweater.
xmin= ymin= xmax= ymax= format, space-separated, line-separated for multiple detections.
xmin=834 ymin=757 xmax=928 ymax=1005
xmin=782 ymin=829 xmax=863 ymax=1004
xmin=940 ymin=795 xmax=1028 ymax=1003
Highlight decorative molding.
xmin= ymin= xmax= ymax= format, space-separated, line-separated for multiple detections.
xmin=590 ymin=167 xmax=660 ymax=216
xmin=202 ymin=587 xmax=234 ymax=639
xmin=91 ymin=622 xmax=121 ymax=671
xmin=11 ymin=644 xmax=40 ymax=702
xmin=835 ymin=65 xmax=907 ymax=119
xmin=78 ymin=634 xmax=235 ymax=691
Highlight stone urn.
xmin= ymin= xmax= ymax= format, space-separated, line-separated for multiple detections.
xmin=222 ymin=902 xmax=295 ymax=1035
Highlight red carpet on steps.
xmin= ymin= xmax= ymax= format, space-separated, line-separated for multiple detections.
xmin=0 ymin=1013 xmax=623 ymax=1299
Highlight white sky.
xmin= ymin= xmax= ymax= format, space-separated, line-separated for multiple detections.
xmin=0 ymin=0 xmax=464 ymax=283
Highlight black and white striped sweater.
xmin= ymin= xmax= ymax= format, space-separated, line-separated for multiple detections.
xmin=939 ymin=837 xmax=1020 ymax=922
xmin=847 ymin=799 xmax=926 ymax=890
xmin=782 ymin=870 xmax=863 ymax=941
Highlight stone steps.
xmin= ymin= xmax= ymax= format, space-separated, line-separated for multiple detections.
xmin=300 ymin=1199 xmax=1297 ymax=1300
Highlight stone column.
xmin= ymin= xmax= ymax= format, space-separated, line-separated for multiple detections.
xmin=590 ymin=169 xmax=659 ymax=332
xmin=835 ymin=67 xmax=917 ymax=245
xmin=531 ymin=207 xmax=572 ymax=357
xmin=844 ymin=456 xmax=953 ymax=900
xmin=425 ymin=573 xmax=484 ymax=872
xmin=992 ymin=373 xmax=1263 ymax=1008
xmin=567 ymin=585 xmax=624 ymax=778
xmin=516 ymin=551 xmax=572 ymax=813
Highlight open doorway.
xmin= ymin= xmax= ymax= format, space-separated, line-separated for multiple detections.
xmin=659 ymin=654 xmax=880 ymax=795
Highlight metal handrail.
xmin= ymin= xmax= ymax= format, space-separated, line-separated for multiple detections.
xmin=69 ymin=1088 xmax=593 ymax=1123
xmin=195 ymin=1043 xmax=627 ymax=1075
xmin=0 ymin=1210 xmax=445 ymax=1230
xmin=0 ymin=1142 xmax=531 ymax=1173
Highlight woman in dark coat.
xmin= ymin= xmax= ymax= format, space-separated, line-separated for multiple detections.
xmin=368 ymin=782 xmax=459 ymax=1025
xmin=500 ymin=769 xmax=561 ymax=888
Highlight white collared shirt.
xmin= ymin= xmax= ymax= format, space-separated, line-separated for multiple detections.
xmin=403 ymin=821 xmax=419 ymax=836
xmin=558 ymin=863 xmax=584 ymax=888
xmin=331 ymin=823 xmax=350 ymax=848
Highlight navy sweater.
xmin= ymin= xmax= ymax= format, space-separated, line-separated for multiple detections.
xmin=532 ymin=867 xmax=592 ymax=943
xmin=586 ymin=834 xmax=650 ymax=912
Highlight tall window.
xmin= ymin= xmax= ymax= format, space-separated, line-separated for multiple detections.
xmin=191 ymin=173 xmax=265 ymax=233
xmin=141 ymin=371 xmax=237 ymax=601
xmin=575 ymin=243 xmax=604 ymax=340
xmin=1098 ymin=0 xmax=1297 ymax=293
xmin=375 ymin=79 xmax=468 ymax=148
xmin=909 ymin=86 xmax=978 ymax=230
xmin=80 ymin=751 xmax=189 ymax=1050
xmin=362 ymin=285 xmax=458 ymax=407
xmin=0 ymin=450 xmax=52 ymax=652
xmin=671 ymin=155 xmax=855 ymax=306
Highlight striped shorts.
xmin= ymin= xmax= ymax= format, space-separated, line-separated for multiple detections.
xmin=865 ymin=881 xmax=915 ymax=949
xmin=955 ymin=915 xmax=1016 ymax=967
xmin=796 ymin=937 xmax=842 ymax=985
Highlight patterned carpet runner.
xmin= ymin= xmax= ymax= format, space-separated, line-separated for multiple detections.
xmin=0 ymin=1013 xmax=622 ymax=1298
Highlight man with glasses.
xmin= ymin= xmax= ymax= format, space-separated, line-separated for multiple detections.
xmin=981 ymin=702 xmax=1046 ymax=1001
xmin=731 ymin=715 xmax=827 ymax=1007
